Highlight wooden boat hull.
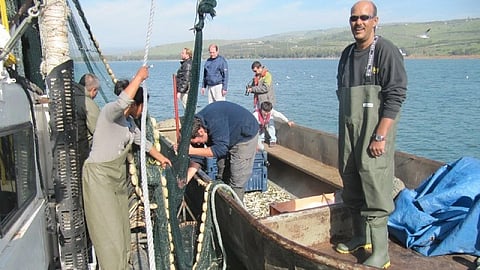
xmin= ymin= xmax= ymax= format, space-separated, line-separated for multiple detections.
xmin=202 ymin=122 xmax=476 ymax=269
xmin=213 ymin=192 xmax=359 ymax=270
xmin=215 ymin=191 xmax=477 ymax=269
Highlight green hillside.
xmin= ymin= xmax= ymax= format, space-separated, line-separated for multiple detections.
xmin=110 ymin=18 xmax=480 ymax=60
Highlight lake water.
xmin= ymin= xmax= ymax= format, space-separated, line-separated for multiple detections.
xmin=91 ymin=58 xmax=480 ymax=163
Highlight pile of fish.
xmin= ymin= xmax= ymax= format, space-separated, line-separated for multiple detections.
xmin=244 ymin=181 xmax=294 ymax=218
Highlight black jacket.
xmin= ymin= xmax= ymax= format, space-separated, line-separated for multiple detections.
xmin=176 ymin=58 xmax=192 ymax=93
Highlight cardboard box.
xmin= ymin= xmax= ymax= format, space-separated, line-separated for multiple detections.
xmin=269 ymin=193 xmax=338 ymax=216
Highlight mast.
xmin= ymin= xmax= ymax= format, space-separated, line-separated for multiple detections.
xmin=38 ymin=0 xmax=69 ymax=76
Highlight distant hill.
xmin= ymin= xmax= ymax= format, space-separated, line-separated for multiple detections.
xmin=109 ymin=18 xmax=480 ymax=60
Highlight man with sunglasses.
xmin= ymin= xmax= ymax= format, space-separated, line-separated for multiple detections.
xmin=335 ymin=1 xmax=407 ymax=269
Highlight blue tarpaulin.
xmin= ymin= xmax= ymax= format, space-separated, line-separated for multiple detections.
xmin=388 ymin=156 xmax=480 ymax=256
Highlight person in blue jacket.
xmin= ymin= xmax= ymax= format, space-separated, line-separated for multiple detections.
xmin=201 ymin=44 xmax=229 ymax=103
xmin=185 ymin=101 xmax=258 ymax=201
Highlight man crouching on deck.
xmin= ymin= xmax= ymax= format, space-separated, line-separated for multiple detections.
xmin=184 ymin=101 xmax=258 ymax=202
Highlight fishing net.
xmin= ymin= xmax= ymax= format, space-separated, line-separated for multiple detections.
xmin=66 ymin=0 xmax=225 ymax=269
xmin=67 ymin=0 xmax=117 ymax=107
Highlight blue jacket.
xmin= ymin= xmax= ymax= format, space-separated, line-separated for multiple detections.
xmin=203 ymin=55 xmax=228 ymax=90
xmin=195 ymin=101 xmax=258 ymax=158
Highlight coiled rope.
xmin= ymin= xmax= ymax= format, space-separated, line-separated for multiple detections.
xmin=140 ymin=0 xmax=157 ymax=269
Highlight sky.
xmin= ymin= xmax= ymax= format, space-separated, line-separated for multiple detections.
xmin=79 ymin=0 xmax=480 ymax=52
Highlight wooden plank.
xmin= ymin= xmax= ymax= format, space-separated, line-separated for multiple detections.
xmin=265 ymin=144 xmax=343 ymax=189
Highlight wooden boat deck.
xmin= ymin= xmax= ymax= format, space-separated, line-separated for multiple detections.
xmin=261 ymin=138 xmax=477 ymax=270
xmin=312 ymin=240 xmax=476 ymax=270
xmin=260 ymin=204 xmax=477 ymax=270
xmin=265 ymin=144 xmax=343 ymax=189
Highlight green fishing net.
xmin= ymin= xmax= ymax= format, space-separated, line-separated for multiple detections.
xmin=132 ymin=1 xmax=225 ymax=269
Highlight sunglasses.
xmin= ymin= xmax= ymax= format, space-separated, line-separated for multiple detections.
xmin=350 ymin=15 xmax=373 ymax=22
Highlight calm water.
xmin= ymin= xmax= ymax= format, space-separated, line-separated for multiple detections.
xmin=90 ymin=58 xmax=480 ymax=163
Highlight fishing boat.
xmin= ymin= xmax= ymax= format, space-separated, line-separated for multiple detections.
xmin=157 ymin=120 xmax=479 ymax=270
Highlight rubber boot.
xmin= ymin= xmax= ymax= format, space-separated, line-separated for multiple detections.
xmin=336 ymin=210 xmax=371 ymax=253
xmin=363 ymin=216 xmax=391 ymax=269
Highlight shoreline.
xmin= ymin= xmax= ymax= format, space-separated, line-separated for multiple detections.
xmin=108 ymin=54 xmax=480 ymax=62
xmin=404 ymin=54 xmax=480 ymax=59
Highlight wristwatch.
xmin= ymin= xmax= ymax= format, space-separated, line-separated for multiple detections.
xmin=372 ymin=134 xmax=385 ymax=142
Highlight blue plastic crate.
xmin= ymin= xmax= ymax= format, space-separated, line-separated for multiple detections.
xmin=201 ymin=151 xmax=268 ymax=192
xmin=245 ymin=151 xmax=268 ymax=192
xmin=253 ymin=151 xmax=267 ymax=168
xmin=203 ymin=157 xmax=218 ymax=180
xmin=244 ymin=166 xmax=268 ymax=192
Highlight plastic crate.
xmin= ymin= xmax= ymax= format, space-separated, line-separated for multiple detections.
xmin=203 ymin=156 xmax=218 ymax=180
xmin=244 ymin=166 xmax=268 ymax=192
xmin=245 ymin=151 xmax=268 ymax=192
xmin=201 ymin=151 xmax=268 ymax=192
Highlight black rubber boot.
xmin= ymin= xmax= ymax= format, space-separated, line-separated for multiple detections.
xmin=363 ymin=216 xmax=391 ymax=269
xmin=336 ymin=210 xmax=371 ymax=254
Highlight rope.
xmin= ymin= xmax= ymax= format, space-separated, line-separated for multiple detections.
xmin=210 ymin=183 xmax=243 ymax=270
xmin=66 ymin=10 xmax=110 ymax=104
xmin=140 ymin=0 xmax=157 ymax=269
xmin=70 ymin=0 xmax=117 ymax=84
xmin=0 ymin=3 xmax=39 ymax=61
xmin=189 ymin=173 xmax=243 ymax=269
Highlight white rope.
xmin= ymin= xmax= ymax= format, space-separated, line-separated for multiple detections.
xmin=140 ymin=0 xmax=156 ymax=269
xmin=210 ymin=184 xmax=244 ymax=270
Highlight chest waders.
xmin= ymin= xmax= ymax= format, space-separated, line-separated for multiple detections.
xmin=338 ymin=81 xmax=396 ymax=215
xmin=336 ymin=36 xmax=396 ymax=268
xmin=82 ymin=144 xmax=132 ymax=270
